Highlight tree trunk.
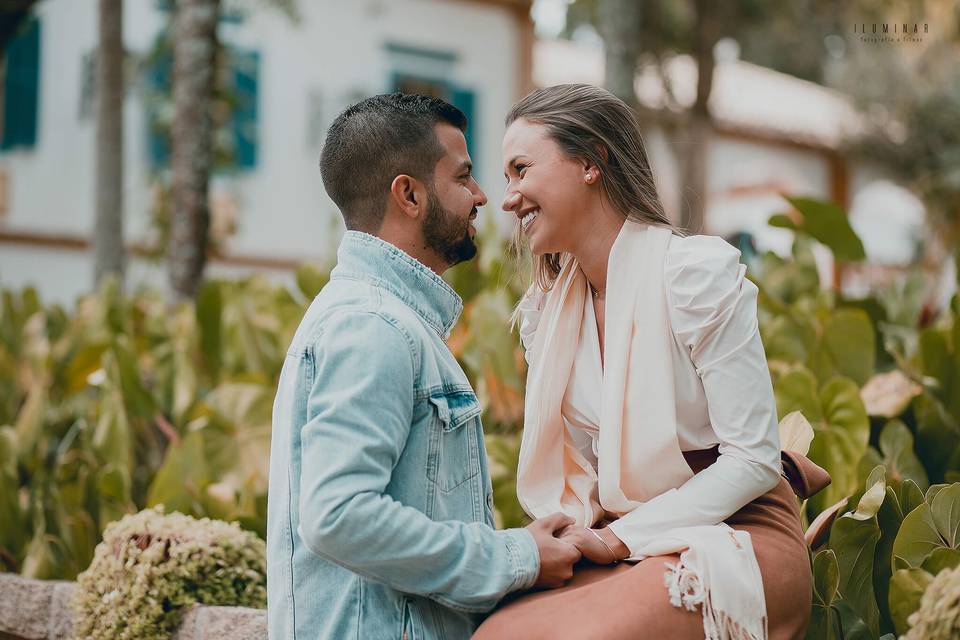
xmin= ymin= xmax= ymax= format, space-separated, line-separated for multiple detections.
xmin=679 ymin=0 xmax=719 ymax=234
xmin=598 ymin=0 xmax=642 ymax=111
xmin=169 ymin=0 xmax=219 ymax=301
xmin=93 ymin=0 xmax=125 ymax=286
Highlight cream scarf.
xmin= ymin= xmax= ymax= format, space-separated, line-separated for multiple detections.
xmin=516 ymin=220 xmax=767 ymax=640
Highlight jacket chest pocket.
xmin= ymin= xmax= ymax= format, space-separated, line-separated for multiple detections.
xmin=426 ymin=390 xmax=482 ymax=492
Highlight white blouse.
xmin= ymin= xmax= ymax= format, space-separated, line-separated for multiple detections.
xmin=517 ymin=233 xmax=782 ymax=552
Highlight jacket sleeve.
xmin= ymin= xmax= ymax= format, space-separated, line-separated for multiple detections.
xmin=608 ymin=235 xmax=782 ymax=557
xmin=296 ymin=310 xmax=539 ymax=612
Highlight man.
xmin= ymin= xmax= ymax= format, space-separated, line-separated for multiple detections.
xmin=267 ymin=93 xmax=581 ymax=640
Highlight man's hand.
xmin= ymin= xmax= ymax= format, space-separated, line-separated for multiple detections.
xmin=525 ymin=512 xmax=582 ymax=589
xmin=557 ymin=527 xmax=613 ymax=564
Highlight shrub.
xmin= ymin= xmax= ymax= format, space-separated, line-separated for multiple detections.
xmin=71 ymin=506 xmax=266 ymax=640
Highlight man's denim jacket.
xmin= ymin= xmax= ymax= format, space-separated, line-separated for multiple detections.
xmin=267 ymin=231 xmax=540 ymax=639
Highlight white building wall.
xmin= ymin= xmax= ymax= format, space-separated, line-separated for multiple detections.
xmin=0 ymin=0 xmax=523 ymax=305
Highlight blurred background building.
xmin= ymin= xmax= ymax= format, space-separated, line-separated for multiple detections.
xmin=0 ymin=0 xmax=535 ymax=303
xmin=0 ymin=0 xmax=946 ymax=306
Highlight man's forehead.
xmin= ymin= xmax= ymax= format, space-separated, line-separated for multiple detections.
xmin=435 ymin=123 xmax=470 ymax=168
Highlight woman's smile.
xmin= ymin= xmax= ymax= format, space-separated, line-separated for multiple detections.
xmin=520 ymin=208 xmax=541 ymax=233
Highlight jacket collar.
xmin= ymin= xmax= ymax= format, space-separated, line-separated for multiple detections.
xmin=330 ymin=231 xmax=463 ymax=338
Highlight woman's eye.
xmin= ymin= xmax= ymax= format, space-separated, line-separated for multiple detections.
xmin=516 ymin=164 xmax=527 ymax=176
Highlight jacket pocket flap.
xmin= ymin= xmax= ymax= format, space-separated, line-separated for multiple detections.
xmin=428 ymin=391 xmax=481 ymax=431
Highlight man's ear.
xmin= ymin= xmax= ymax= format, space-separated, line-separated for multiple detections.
xmin=389 ymin=174 xmax=425 ymax=219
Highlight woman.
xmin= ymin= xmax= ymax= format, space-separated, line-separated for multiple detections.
xmin=472 ymin=84 xmax=830 ymax=640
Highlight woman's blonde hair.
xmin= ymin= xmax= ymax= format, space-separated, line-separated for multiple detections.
xmin=506 ymin=83 xmax=684 ymax=292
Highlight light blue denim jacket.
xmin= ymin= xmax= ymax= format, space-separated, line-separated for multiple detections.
xmin=267 ymin=231 xmax=540 ymax=640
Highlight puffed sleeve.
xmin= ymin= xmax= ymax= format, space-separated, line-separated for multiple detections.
xmin=607 ymin=234 xmax=783 ymax=556
xmin=516 ymin=285 xmax=548 ymax=366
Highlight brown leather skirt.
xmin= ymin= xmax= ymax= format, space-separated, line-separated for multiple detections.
xmin=473 ymin=448 xmax=825 ymax=640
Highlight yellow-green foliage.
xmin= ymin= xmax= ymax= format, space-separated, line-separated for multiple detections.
xmin=71 ymin=507 xmax=266 ymax=640
xmin=904 ymin=565 xmax=960 ymax=640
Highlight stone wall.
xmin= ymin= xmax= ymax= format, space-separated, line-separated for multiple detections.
xmin=0 ymin=573 xmax=266 ymax=640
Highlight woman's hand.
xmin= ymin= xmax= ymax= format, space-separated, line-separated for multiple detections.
xmin=558 ymin=526 xmax=629 ymax=564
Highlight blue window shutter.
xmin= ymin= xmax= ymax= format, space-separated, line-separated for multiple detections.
xmin=231 ymin=48 xmax=258 ymax=170
xmin=451 ymin=88 xmax=476 ymax=163
xmin=2 ymin=17 xmax=41 ymax=150
xmin=145 ymin=51 xmax=171 ymax=169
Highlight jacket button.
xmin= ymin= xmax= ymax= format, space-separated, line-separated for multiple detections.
xmin=486 ymin=492 xmax=494 ymax=509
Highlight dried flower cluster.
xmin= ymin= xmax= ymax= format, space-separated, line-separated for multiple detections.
xmin=905 ymin=565 xmax=960 ymax=640
xmin=71 ymin=506 xmax=266 ymax=640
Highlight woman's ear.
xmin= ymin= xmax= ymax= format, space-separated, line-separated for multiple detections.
xmin=581 ymin=159 xmax=600 ymax=185
xmin=389 ymin=174 xmax=424 ymax=219
xmin=581 ymin=145 xmax=608 ymax=185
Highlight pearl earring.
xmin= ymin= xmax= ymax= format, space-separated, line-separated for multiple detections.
xmin=586 ymin=172 xmax=596 ymax=184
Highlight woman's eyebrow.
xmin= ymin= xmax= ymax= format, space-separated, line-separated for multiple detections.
xmin=503 ymin=155 xmax=526 ymax=178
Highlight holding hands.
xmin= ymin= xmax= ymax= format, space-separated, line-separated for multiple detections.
xmin=558 ymin=524 xmax=631 ymax=565
xmin=525 ymin=513 xmax=581 ymax=589
xmin=526 ymin=513 xmax=632 ymax=592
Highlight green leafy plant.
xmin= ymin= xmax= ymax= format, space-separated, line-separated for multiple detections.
xmin=3 ymin=194 xmax=960 ymax=640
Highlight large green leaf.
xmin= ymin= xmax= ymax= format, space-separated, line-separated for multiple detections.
xmin=95 ymin=464 xmax=133 ymax=528
xmin=92 ymin=357 xmax=133 ymax=474
xmin=484 ymin=432 xmax=527 ymax=529
xmin=761 ymin=313 xmax=814 ymax=366
xmin=808 ymin=549 xmax=842 ymax=640
xmin=20 ymin=531 xmax=59 ymax=580
xmin=0 ymin=426 xmax=25 ymax=562
xmin=874 ymin=483 xmax=906 ymax=635
xmin=888 ymin=568 xmax=933 ymax=636
xmin=458 ymin=290 xmax=526 ymax=429
xmin=13 ymin=381 xmax=46 ymax=460
xmin=62 ymin=343 xmax=108 ymax=394
xmin=146 ymin=431 xmax=209 ymax=515
xmin=918 ymin=328 xmax=951 ymax=397
xmin=893 ymin=502 xmax=944 ymax=569
xmin=199 ymin=381 xmax=273 ymax=491
xmin=871 ymin=420 xmax=930 ymax=490
xmin=930 ymin=483 xmax=960 ymax=548
xmin=782 ymin=196 xmax=866 ymax=262
xmin=295 ymin=263 xmax=329 ymax=301
xmin=813 ymin=309 xmax=875 ymax=387
xmin=756 ymin=244 xmax=820 ymax=305
xmin=892 ymin=483 xmax=960 ymax=570
xmin=196 ymin=280 xmax=223 ymax=381
xmin=898 ymin=479 xmax=926 ymax=516
xmin=913 ymin=393 xmax=960 ymax=484
xmin=829 ymin=469 xmax=885 ymax=637
xmin=921 ymin=547 xmax=960 ymax=574
xmin=776 ymin=368 xmax=870 ymax=510
xmin=835 ymin=599 xmax=873 ymax=640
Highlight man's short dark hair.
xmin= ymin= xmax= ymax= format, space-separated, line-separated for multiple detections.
xmin=319 ymin=93 xmax=467 ymax=233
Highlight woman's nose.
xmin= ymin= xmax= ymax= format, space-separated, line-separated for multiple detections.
xmin=502 ymin=190 xmax=521 ymax=213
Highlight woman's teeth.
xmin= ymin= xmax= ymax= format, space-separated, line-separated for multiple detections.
xmin=521 ymin=209 xmax=540 ymax=231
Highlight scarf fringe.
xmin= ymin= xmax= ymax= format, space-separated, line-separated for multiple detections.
xmin=664 ymin=559 xmax=768 ymax=640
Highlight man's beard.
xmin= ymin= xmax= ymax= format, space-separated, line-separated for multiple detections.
xmin=422 ymin=189 xmax=478 ymax=267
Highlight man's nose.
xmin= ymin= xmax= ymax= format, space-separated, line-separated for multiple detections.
xmin=502 ymin=189 xmax=521 ymax=213
xmin=474 ymin=183 xmax=488 ymax=208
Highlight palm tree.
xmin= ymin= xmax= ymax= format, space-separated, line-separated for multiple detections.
xmin=93 ymin=0 xmax=126 ymax=286
xmin=598 ymin=0 xmax=641 ymax=112
xmin=168 ymin=0 xmax=220 ymax=301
